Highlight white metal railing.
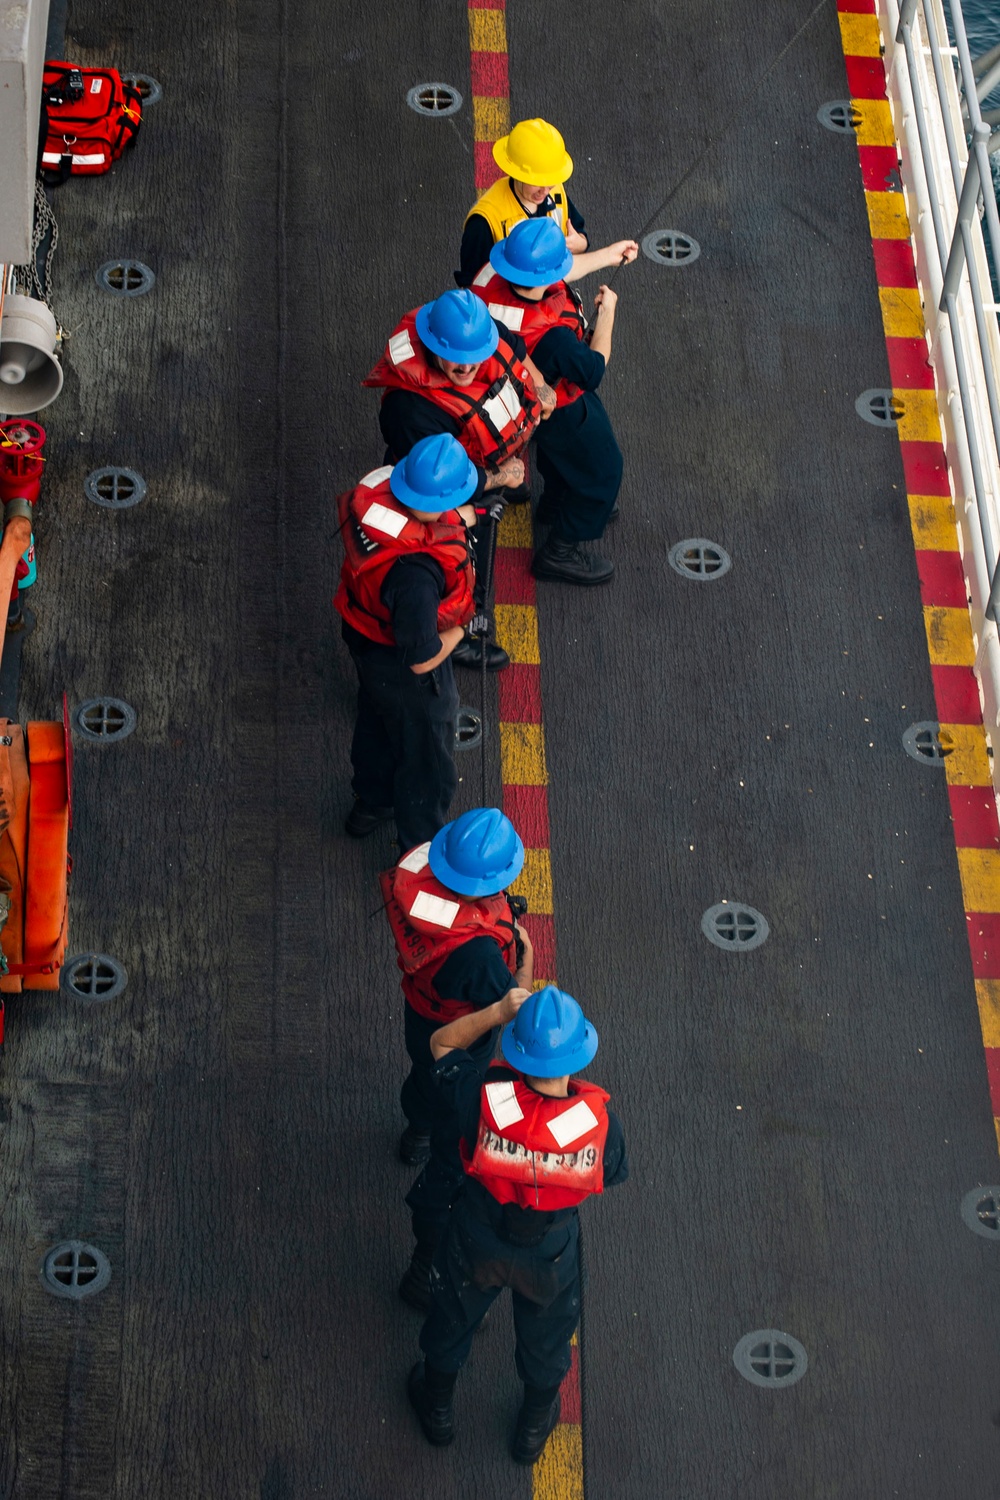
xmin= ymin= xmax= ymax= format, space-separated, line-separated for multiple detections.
xmin=880 ymin=0 xmax=1000 ymax=788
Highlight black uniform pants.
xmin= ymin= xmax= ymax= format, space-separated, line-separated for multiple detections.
xmin=420 ymin=1195 xmax=581 ymax=1390
xmin=419 ymin=1200 xmax=578 ymax=1386
xmin=347 ymin=647 xmax=458 ymax=852
xmin=534 ymin=391 xmax=622 ymax=542
xmin=403 ymin=1009 xmax=498 ymax=1247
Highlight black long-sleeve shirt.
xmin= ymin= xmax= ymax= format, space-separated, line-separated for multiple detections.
xmin=455 ymin=186 xmax=588 ymax=288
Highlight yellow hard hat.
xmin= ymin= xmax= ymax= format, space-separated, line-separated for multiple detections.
xmin=492 ymin=119 xmax=574 ymax=186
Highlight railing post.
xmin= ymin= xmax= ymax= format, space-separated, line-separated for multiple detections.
xmin=940 ymin=124 xmax=992 ymax=307
xmin=895 ymin=0 xmax=918 ymax=42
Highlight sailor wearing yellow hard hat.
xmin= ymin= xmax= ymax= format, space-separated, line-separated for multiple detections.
xmin=455 ymin=118 xmax=637 ymax=289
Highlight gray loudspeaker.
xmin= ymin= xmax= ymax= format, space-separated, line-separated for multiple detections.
xmin=0 ymin=295 xmax=64 ymax=414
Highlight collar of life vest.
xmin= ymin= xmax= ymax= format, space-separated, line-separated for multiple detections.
xmin=470 ymin=266 xmax=568 ymax=332
xmin=394 ymin=841 xmax=499 ymax=932
xmin=482 ymin=1073 xmax=607 ymax=1149
xmin=354 ymin=468 xmax=463 ymax=532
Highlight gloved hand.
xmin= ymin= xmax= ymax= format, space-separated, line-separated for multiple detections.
xmin=467 ymin=614 xmax=490 ymax=638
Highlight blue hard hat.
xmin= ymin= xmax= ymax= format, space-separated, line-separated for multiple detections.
xmin=415 ymin=289 xmax=500 ymax=364
xmin=428 ymin=806 xmax=525 ymax=897
xmin=489 ymin=217 xmax=574 ymax=287
xmin=501 ymin=984 xmax=599 ymax=1078
xmin=389 ymin=433 xmax=479 ymax=513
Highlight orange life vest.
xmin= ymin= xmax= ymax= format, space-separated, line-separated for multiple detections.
xmin=333 ymin=470 xmax=475 ymax=647
xmin=462 ymin=1063 xmax=610 ymax=1210
xmin=0 ymin=718 xmax=70 ymax=999
xmin=468 ymin=268 xmax=588 ymax=409
xmin=362 ymin=309 xmax=540 ymax=469
xmin=378 ymin=840 xmax=517 ymax=1022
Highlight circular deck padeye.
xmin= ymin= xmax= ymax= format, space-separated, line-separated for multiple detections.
xmin=961 ymin=1186 xmax=1000 ymax=1240
xmin=668 ymin=539 xmax=732 ymax=581
xmin=60 ymin=952 xmax=128 ymax=1003
xmin=75 ymin=698 xmax=137 ymax=743
xmin=455 ymin=706 xmax=483 ymax=752
xmin=96 ymin=260 xmax=156 ymax=297
xmin=84 ymin=467 xmax=147 ymax=509
xmin=855 ymin=389 xmax=902 ymax=427
xmin=121 ymin=73 xmax=163 ymax=105
xmin=406 ymin=83 xmax=463 ymax=118
xmin=902 ymin=721 xmax=954 ymax=766
xmin=733 ymin=1330 xmax=808 ymax=1388
xmin=40 ymin=1241 xmax=112 ymax=1300
xmin=701 ymin=902 xmax=769 ymax=952
xmin=641 ymin=230 xmax=700 ymax=267
xmin=817 ymin=100 xmax=860 ymax=133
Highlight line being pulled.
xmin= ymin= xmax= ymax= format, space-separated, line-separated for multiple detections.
xmin=611 ymin=0 xmax=834 ymax=284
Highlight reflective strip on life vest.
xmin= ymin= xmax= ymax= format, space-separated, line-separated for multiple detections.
xmin=408 ymin=890 xmax=461 ymax=928
xmin=482 ymin=379 xmax=523 ymax=431
xmin=485 ymin=1079 xmax=524 ymax=1128
xmin=398 ymin=842 xmax=431 ymax=873
xmin=361 ymin=502 xmax=408 ymax=539
xmin=359 ymin=466 xmax=393 ymax=488
xmin=389 ymin=330 xmax=416 ymax=364
xmin=547 ymin=1099 xmax=600 ymax=1148
xmin=488 ymin=302 xmax=523 ymax=331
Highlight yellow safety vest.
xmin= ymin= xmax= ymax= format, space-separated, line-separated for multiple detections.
xmin=465 ymin=176 xmax=570 ymax=244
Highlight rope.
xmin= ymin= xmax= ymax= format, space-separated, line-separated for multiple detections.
xmin=476 ymin=503 xmax=501 ymax=806
xmin=610 ymin=0 xmax=833 ymax=287
xmin=11 ymin=180 xmax=59 ymax=318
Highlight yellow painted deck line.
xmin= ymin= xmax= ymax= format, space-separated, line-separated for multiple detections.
xmin=839 ymin=12 xmax=883 ymax=57
xmin=894 ymin=387 xmax=942 ymax=444
xmin=510 ymin=846 xmax=554 ymax=915
xmin=867 ymin=192 xmax=911 ymax=240
xmin=495 ymin=603 xmax=541 ymax=664
xmin=941 ymin=722 xmax=993 ymax=785
xmin=532 ymin=1423 xmax=584 ymax=1500
xmin=473 ymin=95 xmax=509 ymax=143
xmin=879 ymin=285 xmax=924 ymax=338
xmin=499 ymin=721 xmax=548 ymax=785
xmin=468 ymin=7 xmax=507 ymax=51
xmin=853 ymin=97 xmax=896 ymax=147
xmin=976 ymin=980 xmax=1000 ymax=1048
xmin=923 ymin=606 xmax=976 ymax=666
xmin=908 ymin=493 xmax=961 ymax=550
xmin=498 ymin=504 xmax=533 ymax=548
xmin=957 ymin=848 xmax=1000 ymax=913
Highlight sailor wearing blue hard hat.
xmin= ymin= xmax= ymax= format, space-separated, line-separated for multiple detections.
xmin=470 ymin=215 xmax=637 ymax=586
xmin=364 ymin=287 xmax=552 ymax=672
xmin=380 ymin=807 xmax=535 ymax=1302
xmin=334 ymin=434 xmax=480 ymax=847
xmin=406 ymin=982 xmax=628 ymax=1467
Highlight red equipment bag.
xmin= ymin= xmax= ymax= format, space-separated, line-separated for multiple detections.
xmin=40 ymin=62 xmax=142 ymax=182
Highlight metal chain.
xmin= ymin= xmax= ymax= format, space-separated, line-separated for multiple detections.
xmin=11 ymin=180 xmax=59 ymax=316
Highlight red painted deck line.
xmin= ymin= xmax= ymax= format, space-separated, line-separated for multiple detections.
xmin=839 ymin=0 xmax=1000 ymax=1139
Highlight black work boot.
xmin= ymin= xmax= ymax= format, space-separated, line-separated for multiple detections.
xmin=511 ymin=1390 xmax=561 ymax=1465
xmin=408 ymin=1362 xmax=456 ymax=1446
xmin=530 ymin=535 xmax=614 ymax=585
xmin=450 ymin=633 xmax=510 ymax=671
xmin=398 ymin=1124 xmax=431 ymax=1166
xmin=344 ymin=798 xmax=394 ymax=838
xmin=398 ymin=1243 xmax=434 ymax=1312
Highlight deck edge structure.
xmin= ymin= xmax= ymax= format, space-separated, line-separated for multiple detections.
xmin=838 ymin=0 xmax=1000 ymax=1152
